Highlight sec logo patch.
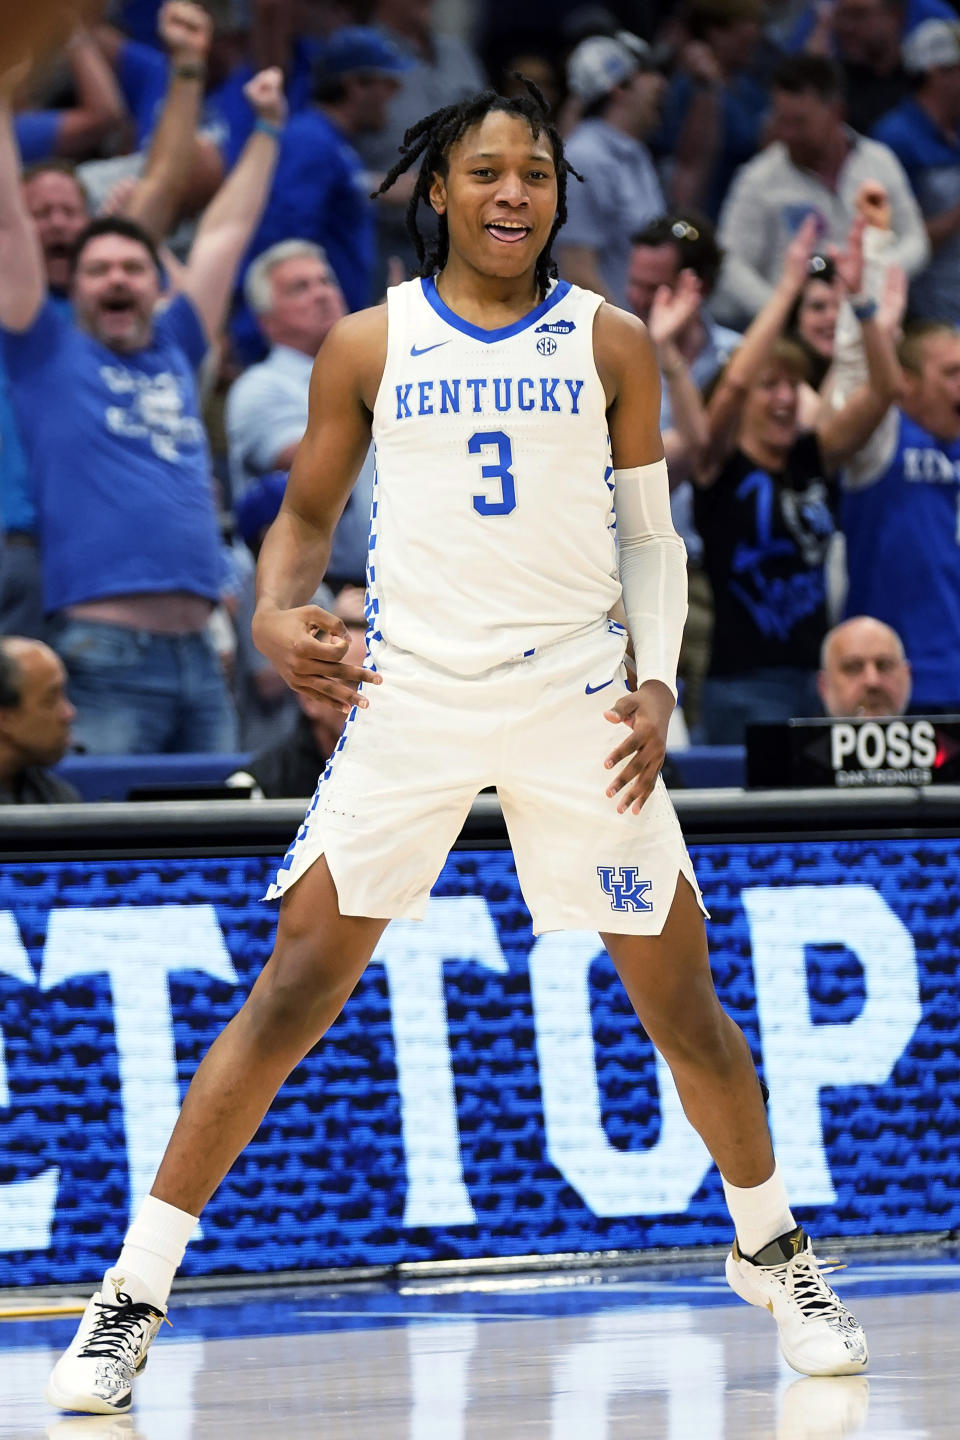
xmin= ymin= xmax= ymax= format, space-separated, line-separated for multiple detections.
xmin=536 ymin=335 xmax=557 ymax=356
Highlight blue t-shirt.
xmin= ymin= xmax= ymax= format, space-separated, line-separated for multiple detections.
xmin=843 ymin=412 xmax=960 ymax=707
xmin=117 ymin=39 xmax=254 ymax=163
xmin=14 ymin=112 xmax=61 ymax=165
xmin=117 ymin=37 xmax=321 ymax=166
xmin=0 ymin=294 xmax=221 ymax=612
xmin=233 ymin=109 xmax=375 ymax=362
xmin=0 ymin=293 xmax=71 ymax=535
xmin=873 ymin=99 xmax=960 ymax=323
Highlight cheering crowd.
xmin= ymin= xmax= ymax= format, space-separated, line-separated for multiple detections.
xmin=1 ymin=0 xmax=959 ymax=798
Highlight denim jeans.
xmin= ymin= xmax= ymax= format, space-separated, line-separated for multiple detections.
xmin=53 ymin=618 xmax=238 ymax=755
xmin=700 ymin=668 xmax=819 ymax=745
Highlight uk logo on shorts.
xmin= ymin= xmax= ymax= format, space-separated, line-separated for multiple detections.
xmin=597 ymin=866 xmax=653 ymax=912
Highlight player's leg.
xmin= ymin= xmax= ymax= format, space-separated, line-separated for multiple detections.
xmin=603 ymin=877 xmax=773 ymax=1190
xmin=603 ymin=877 xmax=868 ymax=1377
xmin=47 ymin=856 xmax=386 ymax=1416
xmin=153 ymin=855 xmax=386 ymax=1217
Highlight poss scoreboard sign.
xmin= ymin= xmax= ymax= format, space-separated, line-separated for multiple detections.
xmin=0 ymin=837 xmax=956 ymax=1288
xmin=746 ymin=715 xmax=960 ymax=789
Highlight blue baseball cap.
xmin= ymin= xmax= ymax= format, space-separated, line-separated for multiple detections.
xmin=316 ymin=26 xmax=411 ymax=79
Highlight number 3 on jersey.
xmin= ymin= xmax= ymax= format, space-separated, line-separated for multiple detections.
xmin=469 ymin=430 xmax=516 ymax=516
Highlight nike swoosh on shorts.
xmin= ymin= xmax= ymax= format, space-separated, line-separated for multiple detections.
xmin=585 ymin=679 xmax=614 ymax=695
xmin=410 ymin=342 xmax=450 ymax=356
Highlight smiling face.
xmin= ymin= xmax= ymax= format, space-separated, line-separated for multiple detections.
xmin=741 ymin=360 xmax=802 ymax=455
xmin=72 ymin=232 xmax=161 ymax=353
xmin=796 ymin=277 xmax=839 ymax=360
xmin=901 ymin=330 xmax=960 ymax=442
xmin=22 ymin=169 xmax=89 ymax=293
xmin=429 ymin=109 xmax=559 ymax=285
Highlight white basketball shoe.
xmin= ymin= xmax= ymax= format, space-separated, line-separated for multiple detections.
xmin=46 ymin=1272 xmax=168 ymax=1415
xmin=726 ymin=1226 xmax=869 ymax=1376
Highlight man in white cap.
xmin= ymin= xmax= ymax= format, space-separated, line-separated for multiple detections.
xmin=556 ymin=34 xmax=666 ymax=306
xmin=873 ymin=19 xmax=960 ymax=323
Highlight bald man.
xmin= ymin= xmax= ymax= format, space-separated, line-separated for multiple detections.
xmin=817 ymin=616 xmax=912 ymax=719
xmin=0 ymin=637 xmax=78 ymax=803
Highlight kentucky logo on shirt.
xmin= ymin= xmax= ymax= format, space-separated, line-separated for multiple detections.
xmin=101 ymin=366 xmax=205 ymax=462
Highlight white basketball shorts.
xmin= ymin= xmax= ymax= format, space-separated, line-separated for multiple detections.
xmin=266 ymin=618 xmax=707 ymax=935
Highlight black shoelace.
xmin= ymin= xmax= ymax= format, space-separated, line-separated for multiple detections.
xmin=78 ymin=1290 xmax=166 ymax=1362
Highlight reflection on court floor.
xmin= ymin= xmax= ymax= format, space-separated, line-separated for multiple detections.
xmin=2 ymin=1252 xmax=959 ymax=1439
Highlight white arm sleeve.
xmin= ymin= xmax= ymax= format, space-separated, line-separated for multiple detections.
xmin=614 ymin=459 xmax=688 ymax=702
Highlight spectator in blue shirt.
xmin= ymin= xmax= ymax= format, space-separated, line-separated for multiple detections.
xmin=13 ymin=27 xmax=124 ymax=165
xmin=659 ymin=0 xmax=769 ymax=221
xmin=0 ymin=162 xmax=90 ymax=640
xmin=233 ymin=26 xmax=408 ymax=364
xmin=843 ymin=320 xmax=960 ymax=709
xmin=0 ymin=67 xmax=288 ymax=755
xmin=87 ymin=1 xmax=250 ymax=219
xmin=873 ymin=20 xmax=960 ymax=324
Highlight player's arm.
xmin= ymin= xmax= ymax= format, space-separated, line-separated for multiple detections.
xmin=595 ymin=304 xmax=689 ymax=815
xmin=252 ymin=309 xmax=385 ymax=713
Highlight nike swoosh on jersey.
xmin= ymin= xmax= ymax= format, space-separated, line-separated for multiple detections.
xmin=585 ymin=679 xmax=615 ymax=695
xmin=410 ymin=341 xmax=450 ymax=356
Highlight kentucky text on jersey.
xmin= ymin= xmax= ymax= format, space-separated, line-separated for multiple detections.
xmin=395 ymin=376 xmax=586 ymax=420
xmin=902 ymin=446 xmax=960 ymax=483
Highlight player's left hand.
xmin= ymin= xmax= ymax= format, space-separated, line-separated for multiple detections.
xmin=603 ymin=682 xmax=674 ymax=814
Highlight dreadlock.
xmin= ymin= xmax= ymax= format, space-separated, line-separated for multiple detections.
xmin=372 ymin=78 xmax=580 ymax=301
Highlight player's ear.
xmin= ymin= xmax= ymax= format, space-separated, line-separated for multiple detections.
xmin=429 ymin=172 xmax=447 ymax=217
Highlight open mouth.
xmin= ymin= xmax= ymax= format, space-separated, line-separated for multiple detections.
xmin=485 ymin=220 xmax=532 ymax=245
xmin=101 ymin=295 xmax=136 ymax=318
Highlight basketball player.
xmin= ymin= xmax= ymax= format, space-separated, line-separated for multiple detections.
xmin=48 ymin=83 xmax=868 ymax=1415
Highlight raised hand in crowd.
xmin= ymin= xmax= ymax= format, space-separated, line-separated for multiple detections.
xmin=878 ymin=264 xmax=908 ymax=340
xmin=855 ymin=180 xmax=893 ymax=234
xmin=123 ymin=0 xmax=215 ymax=243
xmin=176 ymin=65 xmax=286 ymax=343
xmin=159 ymin=0 xmax=214 ymax=67
xmin=647 ymin=269 xmax=709 ymax=480
xmin=242 ymin=65 xmax=287 ymax=129
xmin=647 ymin=269 xmax=704 ymax=353
xmin=832 ymin=213 xmax=867 ymax=299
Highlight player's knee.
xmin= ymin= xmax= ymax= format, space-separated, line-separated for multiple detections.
xmin=644 ymin=993 xmax=735 ymax=1072
xmin=245 ymin=942 xmax=346 ymax=1050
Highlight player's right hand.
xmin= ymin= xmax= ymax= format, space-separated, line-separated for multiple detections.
xmin=251 ymin=603 xmax=381 ymax=715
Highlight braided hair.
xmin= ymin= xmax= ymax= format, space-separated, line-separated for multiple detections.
xmin=372 ymin=78 xmax=580 ymax=300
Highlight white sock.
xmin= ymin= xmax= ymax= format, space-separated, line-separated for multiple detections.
xmin=722 ymin=1162 xmax=796 ymax=1258
xmin=106 ymin=1194 xmax=199 ymax=1310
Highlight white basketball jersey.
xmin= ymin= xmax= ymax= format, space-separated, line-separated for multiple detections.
xmin=369 ymin=276 xmax=619 ymax=675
